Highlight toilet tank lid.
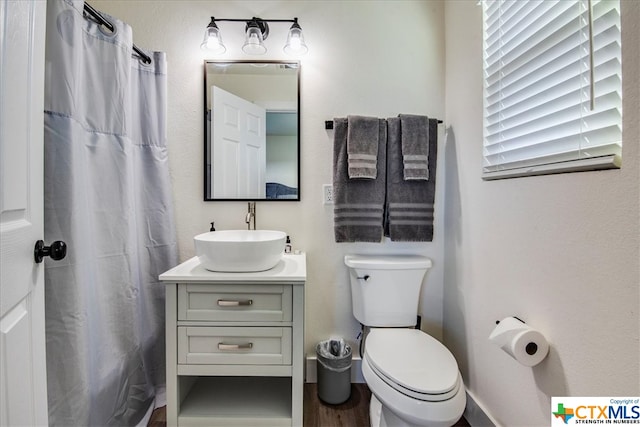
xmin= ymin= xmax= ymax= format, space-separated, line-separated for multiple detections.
xmin=344 ymin=254 xmax=432 ymax=270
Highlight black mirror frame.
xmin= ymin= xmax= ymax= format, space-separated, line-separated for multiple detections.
xmin=203 ymin=60 xmax=301 ymax=202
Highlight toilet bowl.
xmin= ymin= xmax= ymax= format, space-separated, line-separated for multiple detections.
xmin=362 ymin=329 xmax=466 ymax=427
xmin=344 ymin=255 xmax=466 ymax=427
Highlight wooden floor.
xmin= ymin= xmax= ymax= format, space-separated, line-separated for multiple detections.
xmin=304 ymin=383 xmax=371 ymax=427
xmin=148 ymin=383 xmax=470 ymax=427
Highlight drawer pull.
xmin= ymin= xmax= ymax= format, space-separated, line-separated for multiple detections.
xmin=217 ymin=299 xmax=253 ymax=307
xmin=218 ymin=342 xmax=253 ymax=351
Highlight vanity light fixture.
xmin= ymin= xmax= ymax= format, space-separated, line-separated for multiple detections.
xmin=283 ymin=20 xmax=308 ymax=55
xmin=201 ymin=17 xmax=308 ymax=56
xmin=202 ymin=18 xmax=226 ymax=54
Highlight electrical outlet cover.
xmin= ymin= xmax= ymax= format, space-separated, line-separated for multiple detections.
xmin=323 ymin=184 xmax=334 ymax=204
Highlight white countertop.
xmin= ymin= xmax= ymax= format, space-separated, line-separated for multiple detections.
xmin=159 ymin=253 xmax=306 ymax=283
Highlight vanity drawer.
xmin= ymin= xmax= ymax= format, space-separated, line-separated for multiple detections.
xmin=178 ymin=284 xmax=292 ymax=322
xmin=178 ymin=326 xmax=292 ymax=365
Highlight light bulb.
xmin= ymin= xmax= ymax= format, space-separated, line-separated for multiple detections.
xmin=201 ymin=20 xmax=226 ymax=54
xmin=242 ymin=25 xmax=267 ymax=55
xmin=284 ymin=22 xmax=308 ymax=56
xmin=289 ymin=35 xmax=301 ymax=49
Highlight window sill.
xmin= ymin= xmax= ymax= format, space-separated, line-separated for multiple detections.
xmin=482 ymin=155 xmax=621 ymax=180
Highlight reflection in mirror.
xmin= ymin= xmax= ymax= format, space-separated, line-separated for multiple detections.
xmin=205 ymin=61 xmax=300 ymax=201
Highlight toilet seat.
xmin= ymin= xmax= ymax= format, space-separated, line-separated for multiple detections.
xmin=365 ymin=329 xmax=461 ymax=402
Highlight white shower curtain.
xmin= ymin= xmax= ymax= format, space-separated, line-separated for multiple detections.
xmin=43 ymin=1 xmax=177 ymax=425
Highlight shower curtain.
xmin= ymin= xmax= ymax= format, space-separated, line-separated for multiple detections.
xmin=43 ymin=1 xmax=177 ymax=425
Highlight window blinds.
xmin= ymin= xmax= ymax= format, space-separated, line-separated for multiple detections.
xmin=482 ymin=0 xmax=622 ymax=179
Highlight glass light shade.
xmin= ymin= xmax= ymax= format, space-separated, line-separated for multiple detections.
xmin=242 ymin=26 xmax=267 ymax=55
xmin=201 ymin=25 xmax=226 ymax=54
xmin=284 ymin=26 xmax=308 ymax=55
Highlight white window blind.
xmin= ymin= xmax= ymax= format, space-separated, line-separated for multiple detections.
xmin=482 ymin=0 xmax=622 ymax=180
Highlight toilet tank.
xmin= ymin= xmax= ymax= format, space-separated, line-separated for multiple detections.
xmin=344 ymin=255 xmax=432 ymax=327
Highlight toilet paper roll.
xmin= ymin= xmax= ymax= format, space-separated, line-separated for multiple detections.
xmin=489 ymin=317 xmax=549 ymax=367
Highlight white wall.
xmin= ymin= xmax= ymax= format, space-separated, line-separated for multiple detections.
xmin=444 ymin=1 xmax=640 ymax=425
xmin=206 ymin=73 xmax=296 ymax=109
xmin=93 ymin=0 xmax=446 ymax=355
xmin=266 ymin=135 xmax=297 ymax=187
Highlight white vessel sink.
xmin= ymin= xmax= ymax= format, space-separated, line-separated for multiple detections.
xmin=194 ymin=230 xmax=287 ymax=272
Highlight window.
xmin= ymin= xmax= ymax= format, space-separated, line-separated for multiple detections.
xmin=482 ymin=0 xmax=622 ymax=180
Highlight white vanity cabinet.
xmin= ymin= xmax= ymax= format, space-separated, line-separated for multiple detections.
xmin=160 ymin=254 xmax=306 ymax=427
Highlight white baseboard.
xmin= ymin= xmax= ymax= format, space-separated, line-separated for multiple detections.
xmin=464 ymin=389 xmax=500 ymax=427
xmin=305 ymin=354 xmax=365 ymax=383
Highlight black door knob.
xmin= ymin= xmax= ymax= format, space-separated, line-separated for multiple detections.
xmin=34 ymin=240 xmax=67 ymax=263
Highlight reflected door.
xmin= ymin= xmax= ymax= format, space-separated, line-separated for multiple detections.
xmin=211 ymin=86 xmax=266 ymax=199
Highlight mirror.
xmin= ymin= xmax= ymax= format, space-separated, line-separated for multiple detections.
xmin=204 ymin=60 xmax=300 ymax=201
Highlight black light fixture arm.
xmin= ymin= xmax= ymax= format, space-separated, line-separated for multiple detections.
xmin=210 ymin=17 xmax=298 ymax=24
xmin=203 ymin=16 xmax=307 ymax=55
xmin=209 ymin=16 xmax=300 ymax=41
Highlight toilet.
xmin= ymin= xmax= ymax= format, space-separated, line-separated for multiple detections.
xmin=345 ymin=255 xmax=466 ymax=427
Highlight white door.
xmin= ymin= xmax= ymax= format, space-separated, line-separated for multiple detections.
xmin=211 ymin=86 xmax=266 ymax=198
xmin=0 ymin=1 xmax=49 ymax=426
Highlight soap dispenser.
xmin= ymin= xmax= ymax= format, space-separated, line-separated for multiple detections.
xmin=210 ymin=222 xmax=216 ymax=232
xmin=285 ymin=236 xmax=292 ymax=253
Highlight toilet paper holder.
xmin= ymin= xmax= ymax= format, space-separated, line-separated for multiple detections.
xmin=495 ymin=316 xmax=525 ymax=325
xmin=494 ymin=317 xmax=540 ymax=355
xmin=489 ymin=316 xmax=549 ymax=366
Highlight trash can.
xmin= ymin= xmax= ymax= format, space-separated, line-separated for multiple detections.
xmin=316 ymin=338 xmax=352 ymax=404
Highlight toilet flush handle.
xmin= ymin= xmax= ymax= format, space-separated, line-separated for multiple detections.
xmin=356 ymin=274 xmax=370 ymax=282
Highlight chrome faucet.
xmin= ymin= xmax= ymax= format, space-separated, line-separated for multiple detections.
xmin=245 ymin=202 xmax=256 ymax=230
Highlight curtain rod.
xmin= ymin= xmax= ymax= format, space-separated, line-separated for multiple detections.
xmin=83 ymin=2 xmax=152 ymax=64
xmin=324 ymin=119 xmax=443 ymax=130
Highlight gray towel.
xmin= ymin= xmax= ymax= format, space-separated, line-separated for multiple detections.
xmin=333 ymin=118 xmax=387 ymax=242
xmin=399 ymin=114 xmax=429 ymax=180
xmin=347 ymin=115 xmax=379 ymax=179
xmin=384 ymin=117 xmax=438 ymax=241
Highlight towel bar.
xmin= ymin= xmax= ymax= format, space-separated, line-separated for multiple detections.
xmin=325 ymin=119 xmax=442 ymax=130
